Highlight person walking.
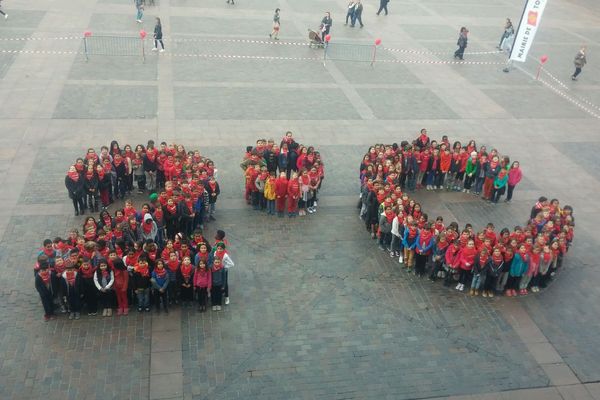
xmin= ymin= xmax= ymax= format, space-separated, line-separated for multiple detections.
xmin=152 ymin=17 xmax=165 ymax=52
xmin=497 ymin=18 xmax=514 ymax=49
xmin=454 ymin=27 xmax=469 ymax=60
xmin=352 ymin=0 xmax=364 ymax=28
xmin=345 ymin=1 xmax=356 ymax=26
xmin=376 ymin=0 xmax=389 ymax=16
xmin=269 ymin=8 xmax=280 ymax=40
xmin=226 ymin=0 xmax=235 ymax=5
xmin=572 ymin=46 xmax=587 ymax=81
xmin=320 ymin=12 xmax=332 ymax=40
xmin=0 ymin=0 xmax=8 ymax=19
xmin=135 ymin=0 xmax=144 ymax=23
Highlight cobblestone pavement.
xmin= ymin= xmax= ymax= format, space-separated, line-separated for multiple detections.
xmin=1 ymin=0 xmax=600 ymax=399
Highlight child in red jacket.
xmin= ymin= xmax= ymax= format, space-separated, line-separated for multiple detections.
xmin=287 ymin=172 xmax=300 ymax=217
xmin=274 ymin=172 xmax=288 ymax=217
xmin=457 ymin=239 xmax=477 ymax=291
xmin=193 ymin=260 xmax=212 ymax=312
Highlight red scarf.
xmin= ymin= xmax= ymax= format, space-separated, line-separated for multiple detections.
xmin=85 ymin=170 xmax=95 ymax=180
xmin=542 ymin=251 xmax=552 ymax=263
xmin=155 ymin=267 xmax=167 ymax=279
xmin=54 ymin=262 xmax=66 ymax=275
xmin=97 ymin=169 xmax=105 ymax=180
xmin=67 ymin=170 xmax=80 ymax=182
xmin=180 ymin=263 xmax=192 ymax=280
xmin=214 ymin=249 xmax=226 ymax=260
xmin=113 ymin=155 xmax=123 ymax=167
xmin=492 ymin=253 xmax=503 ymax=264
xmin=146 ymin=148 xmax=157 ymax=162
xmin=408 ymin=226 xmax=417 ymax=239
xmin=196 ymin=251 xmax=209 ymax=265
xmin=478 ymin=253 xmax=489 ymax=265
xmin=80 ymin=265 xmax=96 ymax=279
xmin=39 ymin=270 xmax=52 ymax=286
xmin=143 ymin=221 xmax=153 ymax=234
xmin=65 ymin=270 xmax=77 ymax=286
xmin=166 ymin=259 xmax=180 ymax=273
xmin=134 ymin=263 xmax=150 ymax=277
xmin=385 ymin=210 xmax=395 ymax=224
xmin=186 ymin=199 xmax=193 ymax=214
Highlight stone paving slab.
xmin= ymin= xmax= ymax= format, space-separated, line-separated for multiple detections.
xmin=174 ymin=87 xmax=361 ymax=120
xmin=53 ymin=84 xmax=158 ymax=119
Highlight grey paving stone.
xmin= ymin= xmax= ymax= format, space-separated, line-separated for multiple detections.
xmin=358 ymin=88 xmax=460 ymax=119
xmin=53 ymin=84 xmax=158 ymax=119
xmin=174 ymin=87 xmax=361 ymax=120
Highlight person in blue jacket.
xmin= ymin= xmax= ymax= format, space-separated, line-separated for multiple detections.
xmin=414 ymin=223 xmax=435 ymax=277
xmin=151 ymin=260 xmax=169 ymax=313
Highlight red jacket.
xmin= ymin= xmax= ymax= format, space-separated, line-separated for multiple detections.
xmin=193 ymin=267 xmax=212 ymax=289
xmin=459 ymin=247 xmax=477 ymax=271
xmin=275 ymin=177 xmax=288 ymax=197
xmin=440 ymin=152 xmax=452 ymax=173
xmin=287 ymin=179 xmax=300 ymax=199
xmin=445 ymin=243 xmax=461 ymax=269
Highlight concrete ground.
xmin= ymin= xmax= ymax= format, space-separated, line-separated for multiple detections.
xmin=1 ymin=0 xmax=600 ymax=399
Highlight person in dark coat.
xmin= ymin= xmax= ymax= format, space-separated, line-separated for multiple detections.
xmin=65 ymin=165 xmax=85 ymax=216
xmin=152 ymin=17 xmax=165 ymax=52
xmin=35 ymin=259 xmax=56 ymax=321
xmin=376 ymin=0 xmax=389 ymax=16
xmin=83 ymin=164 xmax=99 ymax=213
xmin=454 ymin=27 xmax=469 ymax=60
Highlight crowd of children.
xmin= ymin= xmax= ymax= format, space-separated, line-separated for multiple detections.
xmin=36 ymin=140 xmax=232 ymax=321
xmin=359 ymin=139 xmax=575 ymax=297
xmin=64 ymin=140 xmax=220 ymax=224
xmin=360 ymin=129 xmax=524 ymax=203
xmin=240 ymin=132 xmax=325 ymax=217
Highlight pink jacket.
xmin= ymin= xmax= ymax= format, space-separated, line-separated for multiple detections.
xmin=193 ymin=268 xmax=212 ymax=289
xmin=508 ymin=167 xmax=522 ymax=186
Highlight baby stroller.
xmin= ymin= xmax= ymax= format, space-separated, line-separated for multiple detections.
xmin=308 ymin=29 xmax=324 ymax=48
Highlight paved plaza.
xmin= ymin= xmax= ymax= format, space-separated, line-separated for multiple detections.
xmin=1 ymin=0 xmax=600 ymax=399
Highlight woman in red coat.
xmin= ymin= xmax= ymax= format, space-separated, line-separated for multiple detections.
xmin=287 ymin=171 xmax=300 ymax=218
xmin=274 ymin=172 xmax=288 ymax=218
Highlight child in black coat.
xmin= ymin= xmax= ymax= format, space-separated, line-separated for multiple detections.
xmin=62 ymin=263 xmax=82 ymax=320
xmin=35 ymin=259 xmax=56 ymax=321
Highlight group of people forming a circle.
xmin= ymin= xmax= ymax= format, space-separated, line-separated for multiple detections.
xmin=240 ymin=132 xmax=325 ymax=217
xmin=359 ymin=133 xmax=575 ymax=297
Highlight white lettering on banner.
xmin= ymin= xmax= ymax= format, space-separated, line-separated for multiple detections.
xmin=509 ymin=0 xmax=548 ymax=62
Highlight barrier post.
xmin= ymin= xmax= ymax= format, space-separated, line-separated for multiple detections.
xmin=536 ymin=54 xmax=548 ymax=80
xmin=323 ymin=34 xmax=331 ymax=65
xmin=140 ymin=30 xmax=147 ymax=63
xmin=371 ymin=38 xmax=381 ymax=66
xmin=83 ymin=31 xmax=92 ymax=62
